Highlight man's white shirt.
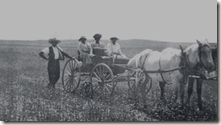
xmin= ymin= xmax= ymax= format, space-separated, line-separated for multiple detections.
xmin=41 ymin=46 xmax=63 ymax=59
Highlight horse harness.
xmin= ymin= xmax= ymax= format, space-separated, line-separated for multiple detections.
xmin=138 ymin=51 xmax=153 ymax=70
xmin=136 ymin=43 xmax=211 ymax=85
xmin=158 ymin=52 xmax=186 ymax=85
xmin=138 ymin=50 xmax=186 ymax=85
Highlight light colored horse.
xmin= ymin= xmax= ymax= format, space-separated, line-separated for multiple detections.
xmin=127 ymin=47 xmax=183 ymax=104
xmin=127 ymin=39 xmax=215 ymax=105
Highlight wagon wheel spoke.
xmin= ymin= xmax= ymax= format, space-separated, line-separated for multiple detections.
xmin=65 ymin=79 xmax=71 ymax=92
xmin=94 ymin=85 xmax=103 ymax=94
xmin=65 ymin=79 xmax=70 ymax=87
xmin=104 ymin=86 xmax=111 ymax=94
xmin=99 ymin=66 xmax=105 ymax=79
xmin=65 ymin=70 xmax=71 ymax=76
xmin=67 ymin=77 xmax=73 ymax=92
xmin=128 ymin=79 xmax=136 ymax=97
xmin=64 ymin=77 xmax=70 ymax=81
xmin=90 ymin=63 xmax=114 ymax=100
xmin=104 ymin=79 xmax=113 ymax=83
xmin=93 ymin=85 xmax=100 ymax=92
xmin=104 ymin=84 xmax=112 ymax=94
xmin=62 ymin=59 xmax=81 ymax=93
xmin=93 ymin=72 xmax=102 ymax=82
xmin=95 ymin=68 xmax=101 ymax=78
xmin=105 ymin=73 xmax=111 ymax=79
xmin=106 ymin=84 xmax=113 ymax=88
xmin=93 ymin=78 xmax=102 ymax=83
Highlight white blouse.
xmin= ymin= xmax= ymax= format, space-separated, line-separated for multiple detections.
xmin=107 ymin=42 xmax=122 ymax=55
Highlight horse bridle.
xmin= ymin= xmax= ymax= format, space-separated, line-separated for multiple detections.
xmin=184 ymin=43 xmax=212 ymax=77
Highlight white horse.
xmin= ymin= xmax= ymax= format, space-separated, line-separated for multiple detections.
xmin=127 ymin=39 xmax=215 ymax=105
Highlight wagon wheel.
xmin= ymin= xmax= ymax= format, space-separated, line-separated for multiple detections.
xmin=62 ymin=59 xmax=81 ymax=93
xmin=127 ymin=72 xmax=136 ymax=97
xmin=128 ymin=71 xmax=152 ymax=96
xmin=90 ymin=63 xmax=115 ymax=100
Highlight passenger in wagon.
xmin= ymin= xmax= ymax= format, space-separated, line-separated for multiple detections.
xmin=39 ymin=38 xmax=73 ymax=89
xmin=107 ymin=37 xmax=127 ymax=58
xmin=91 ymin=33 xmax=108 ymax=56
xmin=78 ymin=36 xmax=93 ymax=64
xmin=91 ymin=34 xmax=105 ymax=49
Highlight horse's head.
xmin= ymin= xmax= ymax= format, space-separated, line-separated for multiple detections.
xmin=196 ymin=39 xmax=215 ymax=73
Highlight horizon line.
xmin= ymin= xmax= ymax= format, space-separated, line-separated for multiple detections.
xmin=0 ymin=39 xmax=216 ymax=43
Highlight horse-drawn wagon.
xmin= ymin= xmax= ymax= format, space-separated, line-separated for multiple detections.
xmin=61 ymin=48 xmax=152 ymax=99
xmin=61 ymin=40 xmax=217 ymax=108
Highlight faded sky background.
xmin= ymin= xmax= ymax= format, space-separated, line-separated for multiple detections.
xmin=0 ymin=0 xmax=217 ymax=43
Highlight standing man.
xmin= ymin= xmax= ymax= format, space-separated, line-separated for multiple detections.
xmin=39 ymin=38 xmax=73 ymax=89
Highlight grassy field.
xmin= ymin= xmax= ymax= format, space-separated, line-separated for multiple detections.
xmin=0 ymin=39 xmax=218 ymax=121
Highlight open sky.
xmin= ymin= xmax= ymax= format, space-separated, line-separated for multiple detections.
xmin=0 ymin=0 xmax=217 ymax=43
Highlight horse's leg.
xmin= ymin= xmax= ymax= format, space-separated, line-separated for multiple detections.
xmin=159 ymin=81 xmax=166 ymax=104
xmin=186 ymin=77 xmax=194 ymax=106
xmin=179 ymin=81 xmax=185 ymax=105
xmin=140 ymin=80 xmax=147 ymax=105
xmin=134 ymin=72 xmax=141 ymax=100
xmin=196 ymin=79 xmax=203 ymax=110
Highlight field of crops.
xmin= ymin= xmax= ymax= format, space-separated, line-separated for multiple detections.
xmin=0 ymin=39 xmax=218 ymax=121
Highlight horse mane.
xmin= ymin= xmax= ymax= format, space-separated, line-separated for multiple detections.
xmin=184 ymin=44 xmax=199 ymax=68
xmin=161 ymin=47 xmax=181 ymax=55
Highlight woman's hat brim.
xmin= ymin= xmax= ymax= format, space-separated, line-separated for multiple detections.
xmin=79 ymin=37 xmax=87 ymax=41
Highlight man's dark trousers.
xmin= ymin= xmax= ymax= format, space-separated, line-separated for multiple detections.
xmin=48 ymin=59 xmax=60 ymax=88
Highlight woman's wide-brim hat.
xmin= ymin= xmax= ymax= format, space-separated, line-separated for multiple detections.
xmin=110 ymin=37 xmax=119 ymax=41
xmin=93 ymin=34 xmax=102 ymax=39
xmin=79 ymin=36 xmax=87 ymax=41
xmin=48 ymin=38 xmax=60 ymax=44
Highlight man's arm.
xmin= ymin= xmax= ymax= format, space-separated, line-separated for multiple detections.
xmin=39 ymin=52 xmax=48 ymax=60
xmin=106 ymin=43 xmax=112 ymax=55
xmin=62 ymin=51 xmax=74 ymax=59
xmin=88 ymin=43 xmax=93 ymax=55
xmin=118 ymin=44 xmax=123 ymax=55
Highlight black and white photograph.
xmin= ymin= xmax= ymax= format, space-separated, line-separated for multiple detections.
xmin=0 ymin=0 xmax=218 ymax=121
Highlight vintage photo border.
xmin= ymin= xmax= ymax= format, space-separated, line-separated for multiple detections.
xmin=0 ymin=0 xmax=219 ymax=124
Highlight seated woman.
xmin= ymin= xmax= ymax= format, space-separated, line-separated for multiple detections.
xmin=78 ymin=36 xmax=93 ymax=65
xmin=107 ymin=37 xmax=127 ymax=58
xmin=91 ymin=33 xmax=108 ymax=56
xmin=91 ymin=34 xmax=105 ymax=49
